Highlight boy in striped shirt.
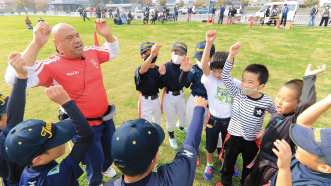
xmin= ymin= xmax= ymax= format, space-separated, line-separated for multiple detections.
xmin=218 ymin=42 xmax=277 ymax=186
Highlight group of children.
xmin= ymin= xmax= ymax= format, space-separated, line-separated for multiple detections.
xmin=0 ymin=28 xmax=331 ymax=186
xmin=133 ymin=29 xmax=331 ymax=186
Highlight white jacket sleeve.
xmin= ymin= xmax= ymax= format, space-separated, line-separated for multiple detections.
xmin=5 ymin=63 xmax=40 ymax=88
xmin=105 ymin=36 xmax=119 ymax=61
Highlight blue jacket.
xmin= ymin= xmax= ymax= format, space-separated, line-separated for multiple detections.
xmin=282 ymin=6 xmax=289 ymax=15
xmin=310 ymin=7 xmax=318 ymax=16
xmin=220 ymin=6 xmax=225 ymax=14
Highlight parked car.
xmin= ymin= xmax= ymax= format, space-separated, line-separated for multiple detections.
xmin=135 ymin=7 xmax=144 ymax=13
xmin=198 ymin=8 xmax=209 ymax=14
xmin=118 ymin=7 xmax=125 ymax=13
xmin=178 ymin=7 xmax=188 ymax=14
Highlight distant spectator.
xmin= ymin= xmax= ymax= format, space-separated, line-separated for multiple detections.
xmin=319 ymin=5 xmax=330 ymax=27
xmin=211 ymin=6 xmax=216 ymax=15
xmin=228 ymin=5 xmax=236 ymax=24
xmin=127 ymin=11 xmax=133 ymax=24
xmin=83 ymin=9 xmax=90 ymax=21
xmin=116 ymin=7 xmax=120 ymax=15
xmin=159 ymin=11 xmax=166 ymax=24
xmin=97 ymin=7 xmax=101 ymax=18
xmin=38 ymin=17 xmax=44 ymax=23
xmin=114 ymin=13 xmax=122 ymax=25
xmin=239 ymin=5 xmax=246 ymax=15
xmin=146 ymin=5 xmax=150 ymax=13
xmin=308 ymin=5 xmax=318 ymax=27
xmin=280 ymin=3 xmax=289 ymax=26
xmin=24 ymin=16 xmax=33 ymax=30
xmin=262 ymin=6 xmax=270 ymax=26
xmin=269 ymin=5 xmax=279 ymax=26
xmin=151 ymin=10 xmax=158 ymax=25
xmin=188 ymin=6 xmax=192 ymax=21
xmin=174 ymin=4 xmax=179 ymax=21
xmin=78 ymin=7 xmax=83 ymax=17
xmin=121 ymin=12 xmax=127 ymax=24
xmin=143 ymin=11 xmax=149 ymax=24
xmin=218 ymin=5 xmax=225 ymax=24
xmin=109 ymin=7 xmax=113 ymax=18
xmin=89 ymin=7 xmax=92 ymax=17
xmin=166 ymin=6 xmax=170 ymax=17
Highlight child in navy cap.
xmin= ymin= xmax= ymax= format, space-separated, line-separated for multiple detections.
xmin=0 ymin=52 xmax=27 ymax=186
xmin=5 ymin=52 xmax=94 ymax=186
xmin=271 ymin=94 xmax=331 ymax=186
xmin=244 ymin=64 xmax=326 ymax=186
xmin=160 ymin=42 xmax=189 ymax=150
xmin=134 ymin=42 xmax=165 ymax=126
xmin=104 ymin=96 xmax=208 ymax=186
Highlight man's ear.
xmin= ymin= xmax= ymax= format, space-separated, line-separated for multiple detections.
xmin=32 ymin=155 xmax=45 ymax=166
xmin=317 ymin=164 xmax=331 ymax=173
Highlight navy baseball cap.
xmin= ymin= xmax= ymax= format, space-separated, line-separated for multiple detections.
xmin=192 ymin=41 xmax=215 ymax=59
xmin=172 ymin=42 xmax=187 ymax=55
xmin=0 ymin=94 xmax=9 ymax=116
xmin=140 ymin=42 xmax=154 ymax=55
xmin=290 ymin=124 xmax=331 ymax=166
xmin=5 ymin=119 xmax=75 ymax=166
xmin=111 ymin=118 xmax=165 ymax=170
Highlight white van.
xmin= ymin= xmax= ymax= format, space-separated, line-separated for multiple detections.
xmin=255 ymin=1 xmax=299 ymax=21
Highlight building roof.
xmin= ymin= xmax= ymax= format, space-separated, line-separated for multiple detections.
xmin=48 ymin=0 xmax=80 ymax=5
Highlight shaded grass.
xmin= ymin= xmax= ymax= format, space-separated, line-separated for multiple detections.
xmin=0 ymin=16 xmax=330 ymax=186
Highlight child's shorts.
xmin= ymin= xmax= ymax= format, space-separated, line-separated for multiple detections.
xmin=205 ymin=115 xmax=230 ymax=153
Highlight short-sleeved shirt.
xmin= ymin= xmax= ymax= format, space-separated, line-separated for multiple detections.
xmin=134 ymin=65 xmax=162 ymax=96
xmin=271 ymin=156 xmax=331 ymax=186
xmin=201 ymin=73 xmax=241 ymax=118
xmin=105 ymin=144 xmax=198 ymax=186
xmin=20 ymin=155 xmax=83 ymax=186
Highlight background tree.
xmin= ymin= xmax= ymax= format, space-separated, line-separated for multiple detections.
xmin=193 ymin=0 xmax=203 ymax=7
xmin=159 ymin=0 xmax=167 ymax=6
xmin=36 ymin=2 xmax=47 ymax=9
xmin=15 ymin=0 xmax=25 ymax=9
xmin=304 ymin=0 xmax=319 ymax=7
xmin=98 ymin=3 xmax=105 ymax=6
xmin=108 ymin=0 xmax=114 ymax=3
xmin=145 ymin=0 xmax=152 ymax=6
xmin=217 ymin=0 xmax=226 ymax=6
xmin=178 ymin=0 xmax=184 ymax=7
xmin=242 ymin=0 xmax=249 ymax=6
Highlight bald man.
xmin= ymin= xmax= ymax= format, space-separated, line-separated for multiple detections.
xmin=5 ymin=20 xmax=119 ymax=186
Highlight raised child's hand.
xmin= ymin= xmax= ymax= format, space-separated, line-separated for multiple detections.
xmin=45 ymin=85 xmax=71 ymax=106
xmin=158 ymin=65 xmax=166 ymax=75
xmin=8 ymin=52 xmax=28 ymax=79
xmin=151 ymin=44 xmax=161 ymax=57
xmin=194 ymin=96 xmax=208 ymax=109
xmin=180 ymin=56 xmax=193 ymax=72
xmin=206 ymin=30 xmax=217 ymax=43
xmin=305 ymin=64 xmax=326 ymax=76
xmin=229 ymin=42 xmax=241 ymax=57
xmin=272 ymin=139 xmax=292 ymax=170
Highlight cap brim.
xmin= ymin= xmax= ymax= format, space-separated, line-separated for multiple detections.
xmin=172 ymin=48 xmax=187 ymax=55
xmin=192 ymin=53 xmax=202 ymax=59
xmin=290 ymin=124 xmax=322 ymax=156
xmin=46 ymin=119 xmax=75 ymax=151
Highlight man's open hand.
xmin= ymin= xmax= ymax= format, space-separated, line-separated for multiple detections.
xmin=8 ymin=52 xmax=28 ymax=79
xmin=45 ymin=85 xmax=71 ymax=106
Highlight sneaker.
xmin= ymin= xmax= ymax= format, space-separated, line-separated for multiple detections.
xmin=203 ymin=165 xmax=214 ymax=180
xmin=169 ymin=138 xmax=178 ymax=149
xmin=102 ymin=167 xmax=117 ymax=178
xmin=197 ymin=155 xmax=200 ymax=166
xmin=176 ymin=123 xmax=187 ymax=134
xmin=234 ymin=163 xmax=239 ymax=177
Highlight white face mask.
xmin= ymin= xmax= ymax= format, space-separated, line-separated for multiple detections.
xmin=196 ymin=59 xmax=210 ymax=69
xmin=241 ymin=85 xmax=258 ymax=96
xmin=172 ymin=54 xmax=183 ymax=64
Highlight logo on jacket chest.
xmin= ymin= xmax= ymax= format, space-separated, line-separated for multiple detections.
xmin=90 ymin=59 xmax=99 ymax=68
xmin=67 ymin=71 xmax=79 ymax=76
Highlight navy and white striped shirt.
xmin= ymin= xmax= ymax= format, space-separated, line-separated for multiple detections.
xmin=221 ymin=61 xmax=277 ymax=141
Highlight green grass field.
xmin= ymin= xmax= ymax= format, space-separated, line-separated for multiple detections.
xmin=0 ymin=15 xmax=331 ymax=186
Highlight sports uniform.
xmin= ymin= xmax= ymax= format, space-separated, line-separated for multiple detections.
xmin=105 ymin=105 xmax=206 ymax=186
xmin=161 ymin=42 xmax=189 ymax=149
xmin=5 ymin=39 xmax=119 ymax=186
xmin=134 ymin=42 xmax=164 ymax=125
xmin=5 ymin=96 xmax=94 ymax=186
xmin=0 ymin=80 xmax=26 ymax=186
xmin=179 ymin=41 xmax=215 ymax=129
